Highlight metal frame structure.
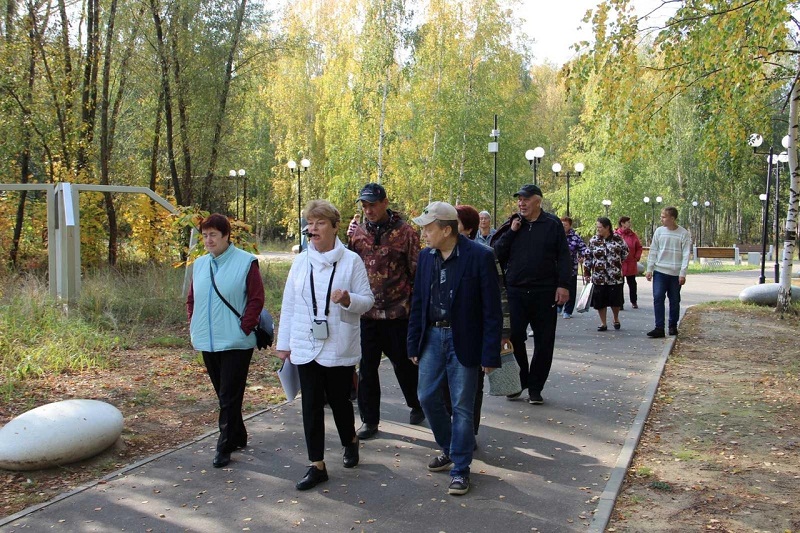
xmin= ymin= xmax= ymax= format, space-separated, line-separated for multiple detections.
xmin=0 ymin=182 xmax=181 ymax=305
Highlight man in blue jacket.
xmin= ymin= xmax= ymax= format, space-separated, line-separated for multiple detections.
xmin=407 ymin=201 xmax=502 ymax=496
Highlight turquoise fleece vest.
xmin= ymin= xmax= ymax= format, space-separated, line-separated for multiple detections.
xmin=190 ymin=244 xmax=258 ymax=352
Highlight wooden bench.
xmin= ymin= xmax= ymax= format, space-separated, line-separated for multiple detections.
xmin=737 ymin=244 xmax=763 ymax=254
xmin=694 ymin=246 xmax=740 ymax=265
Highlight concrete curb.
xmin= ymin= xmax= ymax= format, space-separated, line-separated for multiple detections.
xmin=589 ymin=308 xmax=687 ymax=532
xmin=0 ymin=402 xmax=285 ymax=528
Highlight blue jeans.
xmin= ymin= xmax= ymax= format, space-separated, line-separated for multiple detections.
xmin=652 ymin=271 xmax=681 ymax=329
xmin=417 ymin=326 xmax=478 ymax=477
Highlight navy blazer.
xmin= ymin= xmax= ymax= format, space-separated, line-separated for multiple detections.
xmin=407 ymin=234 xmax=502 ymax=368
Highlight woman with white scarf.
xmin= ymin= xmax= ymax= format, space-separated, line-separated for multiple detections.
xmin=275 ymin=200 xmax=374 ymax=491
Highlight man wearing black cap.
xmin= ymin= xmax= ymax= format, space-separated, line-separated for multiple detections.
xmin=491 ymin=184 xmax=571 ymax=405
xmin=347 ymin=183 xmax=424 ymax=439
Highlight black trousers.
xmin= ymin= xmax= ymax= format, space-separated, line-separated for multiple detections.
xmin=507 ymin=286 xmax=558 ymax=394
xmin=298 ymin=360 xmax=357 ymax=462
xmin=203 ymin=348 xmax=253 ymax=453
xmin=357 ymin=318 xmax=421 ymax=424
xmin=624 ymin=275 xmax=638 ymax=305
xmin=563 ymin=274 xmax=579 ymax=314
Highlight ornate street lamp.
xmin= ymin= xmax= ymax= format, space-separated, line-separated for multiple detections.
xmin=228 ymin=169 xmax=246 ymax=219
xmin=748 ymin=133 xmax=774 ymax=284
xmin=643 ymin=195 xmax=662 ymax=245
xmin=552 ymin=161 xmax=584 ymax=217
xmin=525 ymin=147 xmax=545 ymax=186
xmin=288 ymin=158 xmax=311 ymax=245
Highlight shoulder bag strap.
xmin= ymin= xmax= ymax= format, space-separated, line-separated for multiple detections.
xmin=210 ymin=263 xmax=242 ymax=319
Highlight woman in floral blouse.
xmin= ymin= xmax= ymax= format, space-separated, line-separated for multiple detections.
xmin=583 ymin=217 xmax=629 ymax=331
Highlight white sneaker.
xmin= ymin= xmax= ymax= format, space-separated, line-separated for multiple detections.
xmin=563 ymin=312 xmax=572 ymax=319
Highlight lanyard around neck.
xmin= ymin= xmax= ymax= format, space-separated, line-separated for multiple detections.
xmin=310 ymin=262 xmax=338 ymax=317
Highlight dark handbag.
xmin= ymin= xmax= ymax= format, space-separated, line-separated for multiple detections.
xmin=209 ymin=264 xmax=273 ymax=349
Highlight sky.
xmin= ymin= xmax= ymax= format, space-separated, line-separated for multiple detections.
xmin=519 ymin=0 xmax=680 ymax=66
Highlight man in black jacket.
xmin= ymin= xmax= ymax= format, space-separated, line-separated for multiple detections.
xmin=492 ymin=184 xmax=571 ymax=405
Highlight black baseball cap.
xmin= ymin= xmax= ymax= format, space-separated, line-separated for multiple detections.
xmin=356 ymin=183 xmax=387 ymax=203
xmin=513 ymin=184 xmax=543 ymax=198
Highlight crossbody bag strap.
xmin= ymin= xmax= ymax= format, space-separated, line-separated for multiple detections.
xmin=210 ymin=262 xmax=242 ymax=319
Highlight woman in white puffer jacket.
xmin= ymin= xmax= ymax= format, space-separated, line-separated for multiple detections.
xmin=275 ymin=199 xmax=374 ymax=491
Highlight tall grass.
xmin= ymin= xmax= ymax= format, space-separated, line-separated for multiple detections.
xmin=0 ymin=260 xmax=292 ymax=398
xmin=0 ymin=276 xmax=119 ymax=395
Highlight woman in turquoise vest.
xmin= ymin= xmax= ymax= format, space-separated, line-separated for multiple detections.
xmin=187 ymin=214 xmax=264 ymax=468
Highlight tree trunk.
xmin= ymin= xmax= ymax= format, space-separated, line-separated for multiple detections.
xmin=777 ymin=64 xmax=800 ymax=315
xmin=100 ymin=0 xmax=119 ymax=265
xmin=150 ymin=0 xmax=183 ymax=206
xmin=377 ymin=69 xmax=389 ymax=183
xmin=77 ymin=0 xmax=100 ymax=174
xmin=201 ymin=0 xmax=247 ymax=208
xmin=11 ymin=10 xmax=36 ymax=267
xmin=170 ymin=17 xmax=193 ymax=206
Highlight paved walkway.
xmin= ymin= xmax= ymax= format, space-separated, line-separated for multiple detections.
xmin=0 ymin=271 xmax=759 ymax=533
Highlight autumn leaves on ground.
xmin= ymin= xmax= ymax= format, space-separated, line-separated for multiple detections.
xmin=608 ymin=304 xmax=800 ymax=532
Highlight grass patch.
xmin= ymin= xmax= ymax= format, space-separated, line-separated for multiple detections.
xmin=672 ymin=449 xmax=699 ymax=461
xmin=649 ymin=480 xmax=673 ymax=491
xmin=685 ymin=263 xmax=758 ymax=275
xmin=0 ymin=276 xmax=119 ymax=396
xmin=635 ymin=466 xmax=654 ymax=478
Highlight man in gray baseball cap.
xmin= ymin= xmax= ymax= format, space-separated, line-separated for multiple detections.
xmin=407 ymin=201 xmax=501 ymax=496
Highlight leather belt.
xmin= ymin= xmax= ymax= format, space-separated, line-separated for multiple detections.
xmin=430 ymin=320 xmax=451 ymax=328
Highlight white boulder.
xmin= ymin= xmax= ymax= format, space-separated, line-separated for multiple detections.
xmin=738 ymin=284 xmax=780 ymax=306
xmin=0 ymin=399 xmax=123 ymax=471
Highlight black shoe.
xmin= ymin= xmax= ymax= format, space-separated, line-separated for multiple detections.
xmin=632 ymin=303 xmax=639 ymax=309
xmin=212 ymin=451 xmax=231 ymax=468
xmin=427 ymin=453 xmax=453 ymax=472
xmin=669 ymin=326 xmax=678 ymax=336
xmin=613 ymin=322 xmax=621 ymax=330
xmin=528 ymin=392 xmax=544 ymax=405
xmin=343 ymin=440 xmax=359 ymax=468
xmin=597 ymin=325 xmax=607 ymax=332
xmin=448 ymin=475 xmax=470 ymax=495
xmin=647 ymin=327 xmax=666 ymax=338
xmin=409 ymin=408 xmax=425 ymax=425
xmin=356 ymin=422 xmax=378 ymax=439
xmin=296 ymin=465 xmax=328 ymax=490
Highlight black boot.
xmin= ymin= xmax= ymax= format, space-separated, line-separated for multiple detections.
xmin=343 ymin=440 xmax=360 ymax=468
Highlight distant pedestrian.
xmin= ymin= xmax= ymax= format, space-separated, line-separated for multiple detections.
xmin=408 ymin=201 xmax=502 ymax=496
xmin=646 ymin=206 xmax=691 ymax=338
xmin=475 ymin=210 xmax=496 ymax=246
xmin=275 ymin=200 xmax=375 ymax=491
xmin=187 ymin=214 xmax=265 ymax=469
xmin=615 ymin=216 xmax=643 ymax=309
xmin=584 ymin=217 xmax=628 ymax=331
xmin=347 ymin=183 xmax=424 ymax=440
xmin=560 ymin=216 xmax=587 ymax=318
xmin=492 ymin=184 xmax=571 ymax=405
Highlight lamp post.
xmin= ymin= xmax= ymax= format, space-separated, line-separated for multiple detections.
xmin=691 ymin=200 xmax=699 ymax=246
xmin=602 ymin=199 xmax=611 ymax=217
xmin=525 ymin=147 xmax=545 ymax=186
xmin=552 ymin=161 xmax=584 ymax=217
xmin=643 ymin=195 xmax=662 ymax=245
xmin=702 ymin=200 xmax=711 ymax=246
xmin=489 ymin=116 xmax=499 ymax=228
xmin=228 ymin=169 xmax=240 ymax=218
xmin=288 ymin=158 xmax=311 ymax=245
xmin=748 ymin=133 xmax=774 ymax=284
xmin=774 ymin=138 xmax=789 ymax=282
xmin=759 ymin=193 xmax=768 ymax=243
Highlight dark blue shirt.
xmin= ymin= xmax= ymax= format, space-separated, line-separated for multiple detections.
xmin=427 ymin=245 xmax=459 ymax=322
